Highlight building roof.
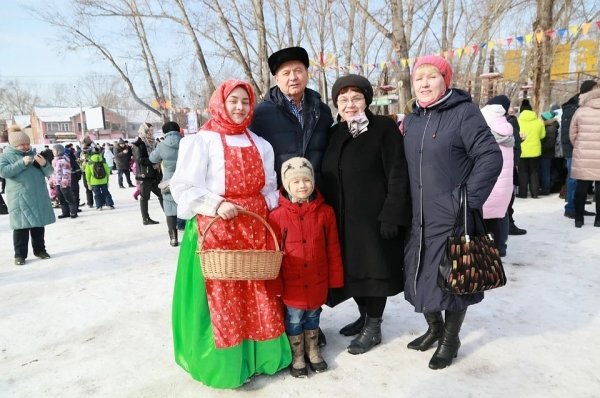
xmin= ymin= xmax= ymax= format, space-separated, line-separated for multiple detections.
xmin=34 ymin=107 xmax=87 ymax=122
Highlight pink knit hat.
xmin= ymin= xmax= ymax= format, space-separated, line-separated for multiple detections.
xmin=412 ymin=55 xmax=453 ymax=88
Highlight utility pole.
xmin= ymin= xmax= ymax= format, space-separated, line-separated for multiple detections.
xmin=167 ymin=69 xmax=174 ymax=121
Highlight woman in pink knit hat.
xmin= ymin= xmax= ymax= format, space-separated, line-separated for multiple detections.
xmin=402 ymin=55 xmax=503 ymax=369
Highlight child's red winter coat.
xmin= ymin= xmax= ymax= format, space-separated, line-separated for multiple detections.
xmin=267 ymin=190 xmax=344 ymax=310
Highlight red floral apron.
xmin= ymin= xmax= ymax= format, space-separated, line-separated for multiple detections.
xmin=196 ymin=131 xmax=284 ymax=348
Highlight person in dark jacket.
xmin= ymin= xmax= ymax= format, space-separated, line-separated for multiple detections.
xmin=321 ymin=74 xmax=411 ymax=355
xmin=132 ymin=123 xmax=163 ymax=225
xmin=114 ymin=138 xmax=135 ymax=188
xmin=402 ymin=56 xmax=502 ymax=369
xmin=561 ymin=80 xmax=597 ymax=218
xmin=540 ymin=111 xmax=558 ymax=195
xmin=250 ymin=46 xmax=333 ymax=188
xmin=64 ymin=144 xmax=82 ymax=208
xmin=250 ymin=46 xmax=333 ymax=348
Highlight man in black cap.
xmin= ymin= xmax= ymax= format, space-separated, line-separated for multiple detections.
xmin=561 ymin=80 xmax=597 ymax=219
xmin=250 ymin=46 xmax=333 ymax=347
xmin=250 ymin=46 xmax=333 ymax=188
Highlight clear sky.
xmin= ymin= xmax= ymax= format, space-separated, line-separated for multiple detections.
xmin=0 ymin=0 xmax=114 ymax=85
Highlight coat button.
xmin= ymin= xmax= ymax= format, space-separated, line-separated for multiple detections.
xmin=302 ymin=239 xmax=306 ymax=243
xmin=300 ymin=216 xmax=304 ymax=221
xmin=304 ymin=263 xmax=308 ymax=268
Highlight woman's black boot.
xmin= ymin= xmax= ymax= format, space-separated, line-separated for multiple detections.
xmin=429 ymin=309 xmax=466 ymax=370
xmin=166 ymin=216 xmax=179 ymax=246
xmin=407 ymin=311 xmax=443 ymax=351
xmin=339 ymin=304 xmax=367 ymax=336
xmin=347 ymin=316 xmax=382 ymax=355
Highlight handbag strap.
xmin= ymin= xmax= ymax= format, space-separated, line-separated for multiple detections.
xmin=453 ymin=184 xmax=492 ymax=241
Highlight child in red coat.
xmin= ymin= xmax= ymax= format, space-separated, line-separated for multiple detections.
xmin=268 ymin=157 xmax=344 ymax=378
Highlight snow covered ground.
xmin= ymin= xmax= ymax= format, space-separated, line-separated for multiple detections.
xmin=1 ymin=174 xmax=599 ymax=398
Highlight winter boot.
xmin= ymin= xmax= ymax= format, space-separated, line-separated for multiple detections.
xmin=288 ymin=333 xmax=308 ymax=378
xmin=347 ymin=316 xmax=382 ymax=355
xmin=407 ymin=312 xmax=444 ymax=351
xmin=429 ymin=309 xmax=467 ymax=370
xmin=304 ymin=329 xmax=327 ymax=372
xmin=339 ymin=304 xmax=367 ymax=336
xmin=140 ymin=199 xmax=159 ymax=225
xmin=166 ymin=216 xmax=179 ymax=246
xmin=317 ymin=327 xmax=327 ymax=347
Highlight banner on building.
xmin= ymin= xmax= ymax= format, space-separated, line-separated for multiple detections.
xmin=551 ymin=44 xmax=571 ymax=80
xmin=575 ymin=40 xmax=598 ymax=72
xmin=503 ymin=50 xmax=522 ymax=81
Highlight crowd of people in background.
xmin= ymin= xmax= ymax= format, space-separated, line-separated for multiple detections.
xmin=0 ymin=46 xmax=597 ymax=390
xmin=0 ymin=123 xmax=186 ymax=265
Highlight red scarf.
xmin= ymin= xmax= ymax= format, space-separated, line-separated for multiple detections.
xmin=201 ymin=80 xmax=256 ymax=135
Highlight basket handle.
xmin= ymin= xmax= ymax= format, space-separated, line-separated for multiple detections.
xmin=198 ymin=209 xmax=280 ymax=252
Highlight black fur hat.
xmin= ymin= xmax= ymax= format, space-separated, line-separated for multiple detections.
xmin=268 ymin=47 xmax=309 ymax=75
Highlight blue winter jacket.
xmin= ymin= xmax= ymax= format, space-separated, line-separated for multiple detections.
xmin=149 ymin=130 xmax=180 ymax=217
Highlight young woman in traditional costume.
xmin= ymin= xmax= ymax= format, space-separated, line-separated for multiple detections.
xmin=170 ymin=80 xmax=291 ymax=389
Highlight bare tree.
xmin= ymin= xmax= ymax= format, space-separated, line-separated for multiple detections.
xmin=0 ymin=80 xmax=40 ymax=115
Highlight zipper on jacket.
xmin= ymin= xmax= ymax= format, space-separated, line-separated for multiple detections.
xmin=414 ymin=112 xmax=432 ymax=295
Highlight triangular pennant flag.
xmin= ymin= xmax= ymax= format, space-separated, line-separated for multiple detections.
xmin=507 ymin=37 xmax=514 ymax=47
xmin=535 ymin=30 xmax=544 ymax=43
xmin=449 ymin=50 xmax=455 ymax=59
xmin=496 ymin=38 xmax=503 ymax=46
xmin=525 ymin=33 xmax=533 ymax=44
xmin=401 ymin=59 xmax=408 ymax=68
xmin=456 ymin=48 xmax=464 ymax=57
xmin=480 ymin=42 xmax=487 ymax=49
xmin=472 ymin=44 xmax=479 ymax=55
xmin=570 ymin=25 xmax=579 ymax=35
xmin=516 ymin=36 xmax=524 ymax=45
xmin=558 ymin=28 xmax=567 ymax=38
xmin=464 ymin=46 xmax=471 ymax=55
xmin=546 ymin=29 xmax=555 ymax=39
xmin=596 ymin=21 xmax=600 ymax=30
xmin=488 ymin=40 xmax=495 ymax=49
xmin=582 ymin=22 xmax=591 ymax=35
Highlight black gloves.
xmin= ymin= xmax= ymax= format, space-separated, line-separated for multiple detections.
xmin=380 ymin=222 xmax=399 ymax=240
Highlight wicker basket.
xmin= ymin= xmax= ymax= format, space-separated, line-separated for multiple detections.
xmin=197 ymin=209 xmax=283 ymax=280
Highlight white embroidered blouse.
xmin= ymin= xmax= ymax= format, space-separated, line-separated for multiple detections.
xmin=170 ymin=129 xmax=278 ymax=219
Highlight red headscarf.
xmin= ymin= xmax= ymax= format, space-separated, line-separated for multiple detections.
xmin=201 ymin=79 xmax=256 ymax=135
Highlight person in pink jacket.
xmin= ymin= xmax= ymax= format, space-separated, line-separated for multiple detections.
xmin=480 ymin=95 xmax=515 ymax=256
xmin=570 ymin=85 xmax=600 ymax=228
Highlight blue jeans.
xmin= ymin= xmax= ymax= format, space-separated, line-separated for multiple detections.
xmin=538 ymin=158 xmax=552 ymax=194
xmin=91 ymin=184 xmax=114 ymax=208
xmin=565 ymin=158 xmax=576 ymax=212
xmin=285 ymin=307 xmax=321 ymax=336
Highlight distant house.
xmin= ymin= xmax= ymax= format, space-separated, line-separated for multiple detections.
xmin=31 ymin=107 xmax=81 ymax=144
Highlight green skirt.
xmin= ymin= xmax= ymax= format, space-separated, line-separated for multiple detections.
xmin=172 ymin=218 xmax=291 ymax=389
